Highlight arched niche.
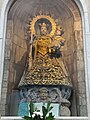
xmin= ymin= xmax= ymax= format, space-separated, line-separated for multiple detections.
xmin=0 ymin=0 xmax=89 ymax=117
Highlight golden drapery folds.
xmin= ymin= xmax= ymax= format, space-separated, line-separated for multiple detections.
xmin=19 ymin=14 xmax=72 ymax=87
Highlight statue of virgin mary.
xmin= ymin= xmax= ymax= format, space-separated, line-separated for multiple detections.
xmin=19 ymin=15 xmax=72 ymax=88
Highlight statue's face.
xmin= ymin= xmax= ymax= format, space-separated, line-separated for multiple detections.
xmin=40 ymin=26 xmax=47 ymax=35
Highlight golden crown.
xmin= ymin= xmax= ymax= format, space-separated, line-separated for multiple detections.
xmin=39 ymin=22 xmax=47 ymax=27
xmin=56 ymin=25 xmax=62 ymax=31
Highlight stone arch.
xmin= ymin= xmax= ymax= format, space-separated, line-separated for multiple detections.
xmin=0 ymin=0 xmax=89 ymax=117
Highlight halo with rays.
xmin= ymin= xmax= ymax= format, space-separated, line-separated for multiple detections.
xmin=29 ymin=13 xmax=57 ymax=37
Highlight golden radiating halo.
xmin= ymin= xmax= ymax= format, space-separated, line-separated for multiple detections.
xmin=30 ymin=15 xmax=56 ymax=37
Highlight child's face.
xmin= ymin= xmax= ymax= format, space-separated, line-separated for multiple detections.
xmin=56 ymin=29 xmax=61 ymax=36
